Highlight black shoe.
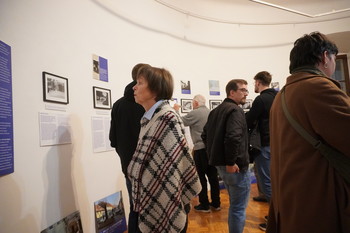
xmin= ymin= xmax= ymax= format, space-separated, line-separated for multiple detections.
xmin=253 ymin=196 xmax=268 ymax=202
xmin=259 ymin=223 xmax=267 ymax=231
xmin=194 ymin=204 xmax=210 ymax=213
xmin=264 ymin=215 xmax=268 ymax=222
xmin=209 ymin=203 xmax=221 ymax=211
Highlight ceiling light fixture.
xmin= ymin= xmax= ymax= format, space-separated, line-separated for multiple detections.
xmin=250 ymin=0 xmax=350 ymax=18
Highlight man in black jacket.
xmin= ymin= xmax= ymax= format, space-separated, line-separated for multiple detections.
xmin=246 ymin=71 xmax=277 ymax=231
xmin=109 ymin=63 xmax=148 ymax=233
xmin=202 ymin=79 xmax=250 ymax=233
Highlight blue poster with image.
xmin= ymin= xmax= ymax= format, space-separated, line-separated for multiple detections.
xmin=99 ymin=56 xmax=108 ymax=82
xmin=0 ymin=40 xmax=14 ymax=176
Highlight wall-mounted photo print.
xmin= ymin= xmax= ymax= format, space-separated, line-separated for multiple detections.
xmin=181 ymin=99 xmax=193 ymax=113
xmin=209 ymin=100 xmax=222 ymax=110
xmin=92 ymin=54 xmax=108 ymax=82
xmin=241 ymin=99 xmax=253 ymax=112
xmin=271 ymin=82 xmax=280 ymax=91
xmin=41 ymin=211 xmax=83 ymax=233
xmin=209 ymin=80 xmax=220 ymax=96
xmin=181 ymin=80 xmax=191 ymax=94
xmin=93 ymin=86 xmax=111 ymax=109
xmin=94 ymin=191 xmax=127 ymax=233
xmin=42 ymin=72 xmax=69 ymax=104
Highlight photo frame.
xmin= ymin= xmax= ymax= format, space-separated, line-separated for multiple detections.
xmin=93 ymin=86 xmax=112 ymax=109
xmin=42 ymin=72 xmax=69 ymax=104
xmin=242 ymin=99 xmax=253 ymax=112
xmin=209 ymin=100 xmax=222 ymax=110
xmin=181 ymin=99 xmax=193 ymax=113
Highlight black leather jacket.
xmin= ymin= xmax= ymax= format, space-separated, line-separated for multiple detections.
xmin=202 ymin=98 xmax=249 ymax=171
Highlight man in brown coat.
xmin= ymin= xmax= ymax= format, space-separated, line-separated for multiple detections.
xmin=267 ymin=32 xmax=350 ymax=233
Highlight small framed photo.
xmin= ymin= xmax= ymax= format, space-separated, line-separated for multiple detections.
xmin=181 ymin=99 xmax=193 ymax=113
xmin=42 ymin=72 xmax=69 ymax=104
xmin=209 ymin=100 xmax=222 ymax=110
xmin=93 ymin=86 xmax=112 ymax=109
xmin=242 ymin=99 xmax=253 ymax=112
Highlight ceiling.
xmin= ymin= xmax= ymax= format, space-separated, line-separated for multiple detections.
xmin=250 ymin=0 xmax=350 ymax=18
xmin=155 ymin=0 xmax=350 ymax=52
xmin=155 ymin=0 xmax=350 ymax=24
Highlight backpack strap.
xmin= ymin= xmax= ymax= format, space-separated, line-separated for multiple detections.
xmin=281 ymin=87 xmax=350 ymax=184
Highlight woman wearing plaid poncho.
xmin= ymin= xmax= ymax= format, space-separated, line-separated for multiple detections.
xmin=128 ymin=65 xmax=201 ymax=233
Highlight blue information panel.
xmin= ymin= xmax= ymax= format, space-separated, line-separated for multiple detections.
xmin=0 ymin=40 xmax=14 ymax=176
xmin=99 ymin=56 xmax=108 ymax=82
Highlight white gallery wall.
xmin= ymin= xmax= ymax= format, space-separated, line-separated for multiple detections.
xmin=0 ymin=0 xmax=349 ymax=232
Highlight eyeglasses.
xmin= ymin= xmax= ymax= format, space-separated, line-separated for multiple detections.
xmin=238 ymin=88 xmax=249 ymax=94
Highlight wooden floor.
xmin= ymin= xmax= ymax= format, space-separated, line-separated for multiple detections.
xmin=187 ymin=183 xmax=269 ymax=233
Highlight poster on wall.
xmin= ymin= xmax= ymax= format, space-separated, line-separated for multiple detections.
xmin=41 ymin=210 xmax=83 ymax=233
xmin=0 ymin=40 xmax=14 ymax=176
xmin=209 ymin=100 xmax=222 ymax=110
xmin=42 ymin=72 xmax=69 ymax=104
xmin=180 ymin=99 xmax=193 ymax=113
xmin=241 ymin=99 xmax=253 ymax=112
xmin=91 ymin=116 xmax=113 ymax=153
xmin=94 ymin=191 xmax=127 ymax=233
xmin=181 ymin=80 xmax=191 ymax=94
xmin=209 ymin=80 xmax=220 ymax=96
xmin=93 ymin=54 xmax=109 ymax=82
xmin=93 ymin=86 xmax=112 ymax=109
xmin=271 ymin=82 xmax=280 ymax=91
xmin=39 ymin=112 xmax=72 ymax=146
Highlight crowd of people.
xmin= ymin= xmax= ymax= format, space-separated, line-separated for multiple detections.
xmin=109 ymin=31 xmax=350 ymax=233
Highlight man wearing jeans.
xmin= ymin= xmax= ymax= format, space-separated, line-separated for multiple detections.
xmin=202 ymin=79 xmax=251 ymax=233
xmin=246 ymin=71 xmax=277 ymax=231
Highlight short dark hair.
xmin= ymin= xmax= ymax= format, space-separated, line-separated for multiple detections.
xmin=131 ymin=63 xmax=149 ymax=81
xmin=289 ymin=32 xmax=338 ymax=73
xmin=254 ymin=71 xmax=272 ymax=86
xmin=226 ymin=79 xmax=247 ymax=97
xmin=137 ymin=66 xmax=174 ymax=101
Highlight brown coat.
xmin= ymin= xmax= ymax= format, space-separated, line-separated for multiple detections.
xmin=267 ymin=71 xmax=350 ymax=233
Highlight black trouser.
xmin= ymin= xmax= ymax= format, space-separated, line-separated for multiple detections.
xmin=193 ymin=148 xmax=221 ymax=207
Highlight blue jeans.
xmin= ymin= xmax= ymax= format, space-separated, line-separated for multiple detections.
xmin=216 ymin=166 xmax=250 ymax=233
xmin=126 ymin=177 xmax=139 ymax=233
xmin=255 ymin=146 xmax=271 ymax=202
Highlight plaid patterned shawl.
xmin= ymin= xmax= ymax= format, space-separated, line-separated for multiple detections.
xmin=128 ymin=101 xmax=201 ymax=233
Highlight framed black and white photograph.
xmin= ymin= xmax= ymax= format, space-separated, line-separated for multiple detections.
xmin=242 ymin=99 xmax=253 ymax=112
xmin=42 ymin=72 xmax=69 ymax=104
xmin=181 ymin=99 xmax=193 ymax=113
xmin=209 ymin=100 xmax=222 ymax=110
xmin=93 ymin=86 xmax=112 ymax=109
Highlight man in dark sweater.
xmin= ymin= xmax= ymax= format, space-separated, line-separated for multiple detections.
xmin=245 ymin=71 xmax=277 ymax=231
xmin=109 ymin=63 xmax=148 ymax=233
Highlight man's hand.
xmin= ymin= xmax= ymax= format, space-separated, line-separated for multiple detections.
xmin=226 ymin=164 xmax=240 ymax=173
xmin=173 ymin=103 xmax=181 ymax=112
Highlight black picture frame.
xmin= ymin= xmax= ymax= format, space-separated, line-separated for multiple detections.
xmin=242 ymin=99 xmax=253 ymax=112
xmin=181 ymin=99 xmax=193 ymax=113
xmin=209 ymin=100 xmax=222 ymax=110
xmin=93 ymin=86 xmax=112 ymax=109
xmin=42 ymin=72 xmax=69 ymax=104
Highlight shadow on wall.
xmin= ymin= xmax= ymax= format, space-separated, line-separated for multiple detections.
xmin=0 ymin=175 xmax=38 ymax=232
xmin=42 ymin=125 xmax=77 ymax=230
xmin=69 ymin=114 xmax=90 ymax=231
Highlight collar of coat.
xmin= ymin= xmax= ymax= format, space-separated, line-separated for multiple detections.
xmin=288 ymin=66 xmax=341 ymax=89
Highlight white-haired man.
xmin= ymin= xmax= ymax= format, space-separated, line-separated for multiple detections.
xmin=174 ymin=94 xmax=221 ymax=212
